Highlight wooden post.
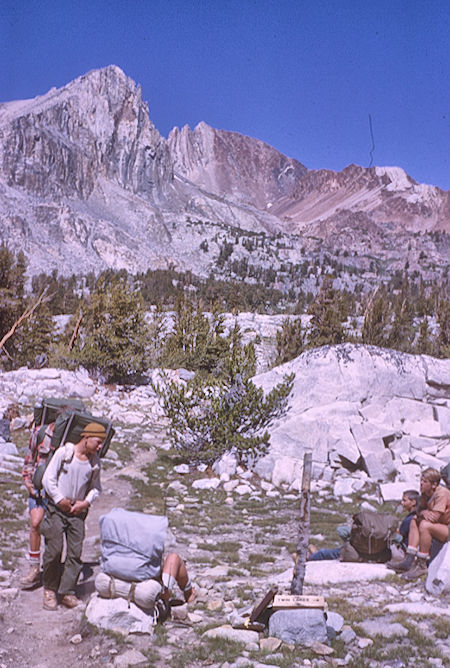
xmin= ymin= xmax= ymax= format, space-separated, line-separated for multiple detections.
xmin=291 ymin=451 xmax=312 ymax=595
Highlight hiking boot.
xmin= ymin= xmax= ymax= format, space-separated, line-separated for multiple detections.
xmin=387 ymin=551 xmax=416 ymax=572
xmin=43 ymin=588 xmax=58 ymax=611
xmin=61 ymin=593 xmax=82 ymax=608
xmin=20 ymin=564 xmax=41 ymax=589
xmin=402 ymin=557 xmax=428 ymax=581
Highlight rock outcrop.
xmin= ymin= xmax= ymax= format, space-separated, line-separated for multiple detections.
xmin=253 ymin=344 xmax=450 ymax=490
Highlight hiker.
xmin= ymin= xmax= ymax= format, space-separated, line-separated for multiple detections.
xmin=385 ymin=489 xmax=419 ymax=568
xmin=41 ymin=422 xmax=105 ymax=610
xmin=390 ymin=468 xmax=450 ymax=580
xmin=20 ymin=421 xmax=56 ymax=589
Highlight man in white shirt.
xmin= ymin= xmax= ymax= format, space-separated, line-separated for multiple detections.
xmin=41 ymin=422 xmax=105 ymax=610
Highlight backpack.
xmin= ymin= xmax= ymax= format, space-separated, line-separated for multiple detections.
xmin=99 ymin=509 xmax=168 ymax=582
xmin=51 ymin=410 xmax=114 ymax=458
xmin=33 ymin=397 xmax=85 ymax=427
xmin=32 ymin=409 xmax=114 ymax=491
xmin=349 ymin=510 xmax=398 ymax=562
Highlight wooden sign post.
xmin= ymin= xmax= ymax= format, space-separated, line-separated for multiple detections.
xmin=291 ymin=451 xmax=312 ymax=595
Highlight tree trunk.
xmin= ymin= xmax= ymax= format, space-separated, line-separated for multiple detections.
xmin=291 ymin=451 xmax=312 ymax=595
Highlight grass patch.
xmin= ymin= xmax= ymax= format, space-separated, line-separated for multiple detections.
xmin=433 ymin=616 xmax=450 ymax=639
xmin=248 ymin=553 xmax=276 ymax=565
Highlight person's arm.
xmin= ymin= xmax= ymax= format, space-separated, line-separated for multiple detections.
xmin=85 ymin=460 xmax=101 ymax=505
xmin=42 ymin=448 xmax=66 ymax=505
xmin=421 ymin=488 xmax=446 ymax=523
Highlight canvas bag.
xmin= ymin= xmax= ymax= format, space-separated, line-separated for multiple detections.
xmin=99 ymin=508 xmax=168 ymax=582
xmin=350 ymin=510 xmax=398 ymax=561
xmin=426 ymin=542 xmax=450 ymax=596
xmin=95 ymin=571 xmax=162 ymax=610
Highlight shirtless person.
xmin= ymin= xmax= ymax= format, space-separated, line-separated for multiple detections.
xmin=391 ymin=468 xmax=450 ymax=579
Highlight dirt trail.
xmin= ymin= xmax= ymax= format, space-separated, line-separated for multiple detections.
xmin=0 ymin=447 xmax=157 ymax=668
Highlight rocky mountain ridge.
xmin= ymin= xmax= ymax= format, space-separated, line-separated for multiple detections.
xmin=0 ymin=65 xmax=449 ymax=279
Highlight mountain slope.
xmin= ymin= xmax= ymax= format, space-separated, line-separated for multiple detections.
xmin=0 ymin=65 xmax=448 ymax=278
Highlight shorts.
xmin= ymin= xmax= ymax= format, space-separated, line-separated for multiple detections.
xmin=28 ymin=495 xmax=48 ymax=512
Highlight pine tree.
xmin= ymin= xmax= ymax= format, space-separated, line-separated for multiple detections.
xmin=70 ymin=277 xmax=150 ymax=382
xmin=13 ymin=300 xmax=53 ymax=367
xmin=362 ymin=290 xmax=391 ymax=347
xmin=275 ymin=317 xmax=304 ymax=364
xmin=0 ymin=244 xmax=28 ymax=366
xmin=154 ymin=365 xmax=294 ymax=466
xmin=388 ymin=299 xmax=415 ymax=352
xmin=160 ymin=297 xmax=231 ymax=375
xmin=435 ymin=297 xmax=450 ymax=358
xmin=415 ymin=317 xmax=433 ymax=356
xmin=307 ymin=277 xmax=344 ymax=348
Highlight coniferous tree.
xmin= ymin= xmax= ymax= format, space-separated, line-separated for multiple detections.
xmin=160 ymin=297 xmax=230 ymax=375
xmin=69 ymin=277 xmax=150 ymax=382
xmin=415 ymin=317 xmax=433 ymax=356
xmin=13 ymin=300 xmax=53 ymax=367
xmin=155 ymin=364 xmax=294 ymax=466
xmin=275 ymin=317 xmax=304 ymax=365
xmin=388 ymin=300 xmax=415 ymax=352
xmin=435 ymin=297 xmax=450 ymax=358
xmin=307 ymin=277 xmax=344 ymax=348
xmin=0 ymin=244 xmax=28 ymax=365
xmin=362 ymin=291 xmax=391 ymax=347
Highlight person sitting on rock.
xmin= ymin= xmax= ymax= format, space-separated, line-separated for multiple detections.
xmin=385 ymin=489 xmax=419 ymax=568
xmin=390 ymin=468 xmax=450 ymax=580
xmin=41 ymin=422 xmax=105 ymax=610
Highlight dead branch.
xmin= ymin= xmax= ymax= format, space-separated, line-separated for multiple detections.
xmin=0 ymin=289 xmax=48 ymax=353
xmin=68 ymin=310 xmax=83 ymax=350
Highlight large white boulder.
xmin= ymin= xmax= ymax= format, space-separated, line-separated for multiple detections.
xmin=85 ymin=594 xmax=154 ymax=634
xmin=253 ymin=344 xmax=450 ymax=485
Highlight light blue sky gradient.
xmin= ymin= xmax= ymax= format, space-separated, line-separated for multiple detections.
xmin=1 ymin=0 xmax=449 ymax=189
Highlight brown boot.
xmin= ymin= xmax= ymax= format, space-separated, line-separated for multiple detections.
xmin=20 ymin=564 xmax=41 ymax=589
xmin=387 ymin=551 xmax=416 ymax=572
xmin=402 ymin=557 xmax=428 ymax=581
xmin=60 ymin=593 xmax=82 ymax=608
xmin=43 ymin=588 xmax=58 ymax=611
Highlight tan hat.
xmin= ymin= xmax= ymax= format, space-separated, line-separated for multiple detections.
xmin=81 ymin=422 xmax=107 ymax=440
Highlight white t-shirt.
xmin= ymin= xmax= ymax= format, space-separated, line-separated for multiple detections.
xmin=43 ymin=443 xmax=101 ymax=506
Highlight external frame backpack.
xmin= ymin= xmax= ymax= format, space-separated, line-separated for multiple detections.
xmin=349 ymin=510 xmax=398 ymax=562
xmin=33 ymin=397 xmax=85 ymax=428
xmin=32 ymin=407 xmax=113 ymax=491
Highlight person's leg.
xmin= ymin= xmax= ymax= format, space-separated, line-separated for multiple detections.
xmin=41 ymin=506 xmax=64 ymax=592
xmin=308 ymin=547 xmax=341 ymax=561
xmin=21 ymin=501 xmax=45 ymax=588
xmin=418 ymin=521 xmax=448 ymax=555
xmin=58 ymin=515 xmax=85 ymax=600
xmin=161 ymin=552 xmax=195 ymax=602
xmin=29 ymin=504 xmax=45 ymax=554
xmin=403 ymin=522 xmax=449 ymax=580
xmin=388 ymin=518 xmax=420 ymax=571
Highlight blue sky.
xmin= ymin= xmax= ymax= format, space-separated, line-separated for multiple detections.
xmin=1 ymin=0 xmax=449 ymax=189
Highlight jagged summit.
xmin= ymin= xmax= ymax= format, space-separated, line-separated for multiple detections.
xmin=0 ymin=66 xmax=448 ymax=278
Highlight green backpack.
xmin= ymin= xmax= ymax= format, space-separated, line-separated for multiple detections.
xmin=32 ymin=410 xmax=114 ymax=491
xmin=33 ymin=397 xmax=85 ymax=426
